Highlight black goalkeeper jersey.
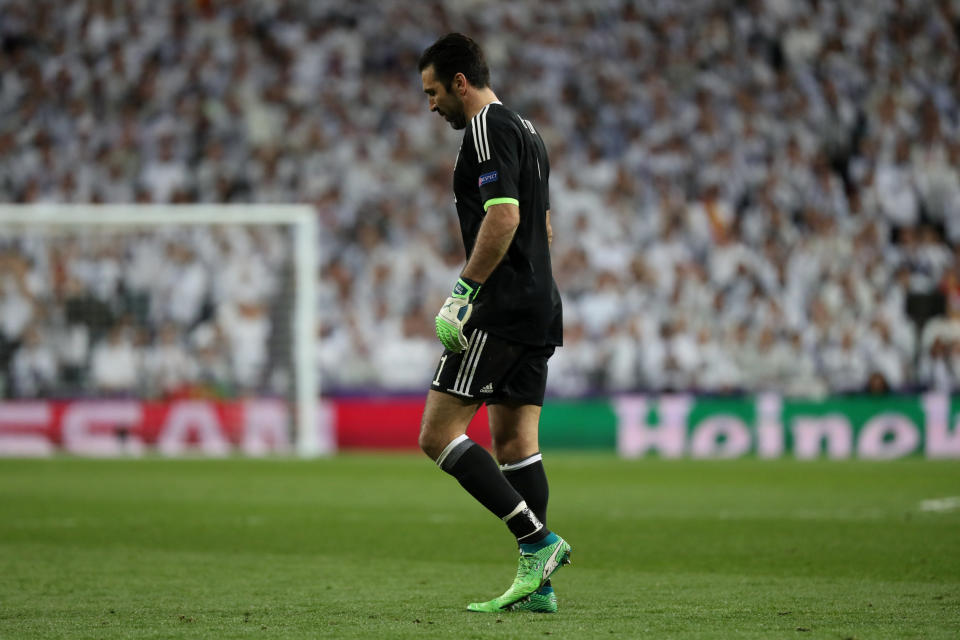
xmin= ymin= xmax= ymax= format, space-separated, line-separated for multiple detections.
xmin=452 ymin=101 xmax=562 ymax=347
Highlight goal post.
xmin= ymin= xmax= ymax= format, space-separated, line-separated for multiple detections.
xmin=0 ymin=204 xmax=321 ymax=457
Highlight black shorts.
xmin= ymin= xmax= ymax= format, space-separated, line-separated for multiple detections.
xmin=430 ymin=328 xmax=555 ymax=406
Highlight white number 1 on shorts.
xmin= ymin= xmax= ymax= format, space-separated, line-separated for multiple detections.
xmin=432 ymin=355 xmax=448 ymax=386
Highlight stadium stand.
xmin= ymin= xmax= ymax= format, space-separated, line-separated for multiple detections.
xmin=0 ymin=0 xmax=958 ymax=398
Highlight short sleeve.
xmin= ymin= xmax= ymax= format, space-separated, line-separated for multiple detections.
xmin=474 ymin=111 xmax=521 ymax=212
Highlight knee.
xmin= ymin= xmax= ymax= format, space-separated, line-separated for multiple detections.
xmin=492 ymin=437 xmax=535 ymax=466
xmin=418 ymin=420 xmax=446 ymax=461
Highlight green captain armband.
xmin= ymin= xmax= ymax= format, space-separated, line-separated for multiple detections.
xmin=483 ymin=197 xmax=519 ymax=212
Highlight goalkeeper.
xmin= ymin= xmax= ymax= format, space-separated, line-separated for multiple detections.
xmin=417 ymin=33 xmax=570 ymax=614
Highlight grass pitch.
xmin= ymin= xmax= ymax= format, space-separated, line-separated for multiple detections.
xmin=0 ymin=454 xmax=958 ymax=639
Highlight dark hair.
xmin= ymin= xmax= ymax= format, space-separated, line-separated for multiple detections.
xmin=418 ymin=33 xmax=490 ymax=90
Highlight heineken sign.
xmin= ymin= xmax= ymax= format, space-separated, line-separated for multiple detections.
xmin=615 ymin=393 xmax=960 ymax=459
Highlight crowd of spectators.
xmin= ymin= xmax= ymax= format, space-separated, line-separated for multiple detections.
xmin=0 ymin=227 xmax=291 ymax=398
xmin=1 ymin=0 xmax=960 ymax=399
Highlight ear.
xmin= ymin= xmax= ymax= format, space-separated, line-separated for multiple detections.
xmin=453 ymin=72 xmax=468 ymax=96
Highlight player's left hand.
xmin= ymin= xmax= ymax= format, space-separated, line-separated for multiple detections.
xmin=435 ymin=277 xmax=481 ymax=353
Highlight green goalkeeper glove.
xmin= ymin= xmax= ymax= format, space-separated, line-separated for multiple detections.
xmin=436 ymin=276 xmax=481 ymax=353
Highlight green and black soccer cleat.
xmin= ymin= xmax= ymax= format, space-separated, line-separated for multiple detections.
xmin=507 ymin=587 xmax=559 ymax=613
xmin=466 ymin=536 xmax=571 ymax=613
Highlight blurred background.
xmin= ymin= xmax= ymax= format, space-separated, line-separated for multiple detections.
xmin=1 ymin=0 xmax=959 ymax=405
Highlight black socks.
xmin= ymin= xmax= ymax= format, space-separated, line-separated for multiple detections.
xmin=501 ymin=453 xmax=549 ymax=527
xmin=437 ymin=435 xmax=547 ymax=543
xmin=503 ymin=453 xmax=553 ymax=584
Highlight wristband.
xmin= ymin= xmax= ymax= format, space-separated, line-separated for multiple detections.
xmin=453 ymin=276 xmax=482 ymax=301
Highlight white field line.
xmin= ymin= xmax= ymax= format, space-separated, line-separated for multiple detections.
xmin=919 ymin=497 xmax=960 ymax=513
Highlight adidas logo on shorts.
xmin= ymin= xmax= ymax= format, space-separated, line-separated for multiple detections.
xmin=480 ymin=383 xmax=494 ymax=393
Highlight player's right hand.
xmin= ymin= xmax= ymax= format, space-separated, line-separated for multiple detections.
xmin=435 ymin=277 xmax=481 ymax=353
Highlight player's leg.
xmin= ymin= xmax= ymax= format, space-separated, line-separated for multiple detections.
xmin=421 ymin=388 xmax=562 ymax=612
xmin=465 ymin=345 xmax=570 ymax=613
xmin=417 ymin=388 xmax=480 ymax=461
xmin=490 ymin=403 xmax=547 ymax=526
xmin=420 ymin=389 xmax=543 ymax=545
xmin=488 ymin=346 xmax=556 ymax=529
xmin=489 ymin=404 xmax=542 ymax=460
xmin=489 ymin=403 xmax=558 ymax=613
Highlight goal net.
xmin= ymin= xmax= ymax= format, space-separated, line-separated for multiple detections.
xmin=0 ymin=204 xmax=322 ymax=457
